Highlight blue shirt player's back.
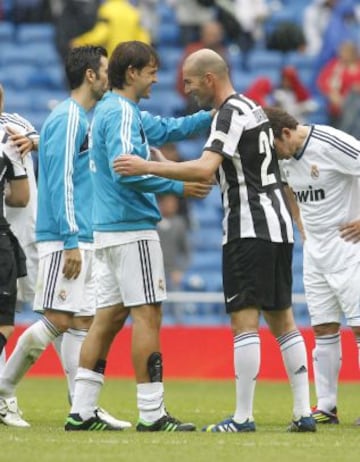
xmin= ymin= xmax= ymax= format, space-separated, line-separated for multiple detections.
xmin=36 ymin=98 xmax=93 ymax=249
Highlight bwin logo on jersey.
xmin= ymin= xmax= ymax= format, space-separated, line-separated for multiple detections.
xmin=293 ymin=186 xmax=325 ymax=203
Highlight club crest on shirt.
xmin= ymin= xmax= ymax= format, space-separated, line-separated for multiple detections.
xmin=310 ymin=164 xmax=320 ymax=179
xmin=58 ymin=289 xmax=67 ymax=302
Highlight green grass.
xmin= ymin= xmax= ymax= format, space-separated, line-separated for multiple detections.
xmin=0 ymin=378 xmax=359 ymax=462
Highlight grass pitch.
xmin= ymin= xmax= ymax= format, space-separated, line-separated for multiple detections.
xmin=0 ymin=378 xmax=358 ymax=462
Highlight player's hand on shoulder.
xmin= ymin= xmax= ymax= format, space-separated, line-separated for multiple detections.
xmin=113 ymin=154 xmax=149 ymax=176
xmin=339 ymin=220 xmax=360 ymax=243
xmin=183 ymin=181 xmax=212 ymax=199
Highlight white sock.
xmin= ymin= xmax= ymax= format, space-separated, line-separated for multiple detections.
xmin=312 ymin=333 xmax=341 ymax=412
xmin=233 ymin=332 xmax=260 ymax=423
xmin=277 ymin=330 xmax=311 ymax=419
xmin=0 ymin=349 xmax=6 ymax=375
xmin=0 ymin=318 xmax=60 ymax=397
xmin=61 ymin=328 xmax=87 ymax=404
xmin=70 ymin=367 xmax=104 ymax=421
xmin=137 ymin=382 xmax=165 ymax=423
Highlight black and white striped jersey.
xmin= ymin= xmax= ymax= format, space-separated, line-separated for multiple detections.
xmin=205 ymin=93 xmax=293 ymax=245
xmin=0 ymin=125 xmax=28 ymax=230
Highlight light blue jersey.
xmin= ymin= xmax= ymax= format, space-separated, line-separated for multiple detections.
xmin=36 ymin=98 xmax=92 ymax=249
xmin=91 ymin=91 xmax=211 ymax=232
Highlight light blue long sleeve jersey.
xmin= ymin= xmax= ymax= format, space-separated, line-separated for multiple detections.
xmin=91 ymin=91 xmax=212 ymax=232
xmin=36 ymin=98 xmax=92 ymax=249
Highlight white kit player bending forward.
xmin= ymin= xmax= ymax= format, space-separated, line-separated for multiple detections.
xmin=264 ymin=106 xmax=360 ymax=426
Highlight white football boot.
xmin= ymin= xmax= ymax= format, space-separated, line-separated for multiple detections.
xmin=0 ymin=397 xmax=30 ymax=427
xmin=96 ymin=407 xmax=132 ymax=429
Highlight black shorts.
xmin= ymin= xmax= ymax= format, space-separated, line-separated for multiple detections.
xmin=0 ymin=232 xmax=18 ymax=325
xmin=223 ymin=238 xmax=293 ymax=313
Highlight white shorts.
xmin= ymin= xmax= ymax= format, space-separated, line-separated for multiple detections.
xmin=17 ymin=241 xmax=38 ymax=304
xmin=304 ymin=261 xmax=360 ymax=327
xmin=33 ymin=248 xmax=95 ymax=317
xmin=95 ymin=240 xmax=167 ymax=308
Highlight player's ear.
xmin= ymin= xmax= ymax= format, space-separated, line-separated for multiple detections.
xmin=282 ymin=127 xmax=292 ymax=140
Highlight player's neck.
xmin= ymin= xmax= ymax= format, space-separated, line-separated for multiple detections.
xmin=70 ymin=88 xmax=96 ymax=112
xmin=112 ymin=87 xmax=138 ymax=104
xmin=296 ymin=125 xmax=310 ymax=150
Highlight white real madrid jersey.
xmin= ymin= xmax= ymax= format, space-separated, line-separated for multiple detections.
xmin=281 ymin=124 xmax=360 ymax=272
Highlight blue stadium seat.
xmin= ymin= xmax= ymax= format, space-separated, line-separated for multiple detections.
xmin=22 ymin=42 xmax=60 ymax=67
xmin=246 ymin=50 xmax=284 ymax=72
xmin=202 ymin=270 xmax=223 ymax=292
xmin=232 ymin=68 xmax=280 ymax=93
xmin=285 ymin=52 xmax=315 ymax=71
xmin=3 ymin=90 xmax=33 ymax=113
xmin=16 ymin=23 xmax=55 ymax=44
xmin=292 ymin=274 xmax=305 ymax=293
xmin=190 ymin=228 xmax=222 ymax=251
xmin=0 ymin=21 xmax=14 ymax=42
xmin=190 ymin=250 xmax=221 ymax=273
xmin=28 ymin=65 xmax=65 ymax=90
xmin=31 ymin=89 xmax=67 ymax=112
xmin=191 ymin=205 xmax=221 ymax=228
xmin=156 ymin=70 xmax=177 ymax=91
xmin=157 ymin=23 xmax=180 ymax=46
xmin=157 ymin=2 xmax=177 ymax=23
xmin=143 ymin=88 xmax=183 ymax=116
xmin=157 ymin=46 xmax=183 ymax=71
xmin=175 ymin=138 xmax=205 ymax=161
xmin=0 ymin=64 xmax=35 ymax=89
xmin=180 ymin=271 xmax=207 ymax=291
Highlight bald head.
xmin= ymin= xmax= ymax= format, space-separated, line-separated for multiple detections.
xmin=184 ymin=49 xmax=228 ymax=78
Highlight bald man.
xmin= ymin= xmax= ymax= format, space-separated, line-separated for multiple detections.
xmin=115 ymin=49 xmax=316 ymax=433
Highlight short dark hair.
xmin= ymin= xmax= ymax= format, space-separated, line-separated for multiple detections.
xmin=65 ymin=46 xmax=108 ymax=90
xmin=108 ymin=41 xmax=160 ymax=90
xmin=263 ymin=106 xmax=299 ymax=138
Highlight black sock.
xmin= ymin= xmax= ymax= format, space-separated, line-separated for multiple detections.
xmin=0 ymin=332 xmax=7 ymax=355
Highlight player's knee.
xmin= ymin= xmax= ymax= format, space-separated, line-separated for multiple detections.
xmin=313 ymin=323 xmax=340 ymax=337
xmin=147 ymin=352 xmax=163 ymax=382
xmin=351 ymin=325 xmax=360 ymax=337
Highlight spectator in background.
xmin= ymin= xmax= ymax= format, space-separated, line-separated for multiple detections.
xmin=50 ymin=0 xmax=100 ymax=63
xmin=223 ymin=0 xmax=269 ymax=55
xmin=157 ymin=193 xmax=191 ymax=322
xmin=176 ymin=20 xmax=227 ymax=114
xmin=317 ymin=40 xmax=360 ymax=127
xmin=313 ymin=0 xmax=359 ymax=80
xmin=136 ymin=0 xmax=160 ymax=46
xmin=245 ymin=67 xmax=317 ymax=124
xmin=303 ymin=0 xmax=338 ymax=57
xmin=158 ymin=143 xmax=192 ymax=227
xmin=71 ymin=0 xmax=150 ymax=55
xmin=244 ymin=77 xmax=273 ymax=107
xmin=339 ymin=81 xmax=360 ymax=137
xmin=168 ymin=0 xmax=215 ymax=46
xmin=272 ymin=66 xmax=318 ymax=123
